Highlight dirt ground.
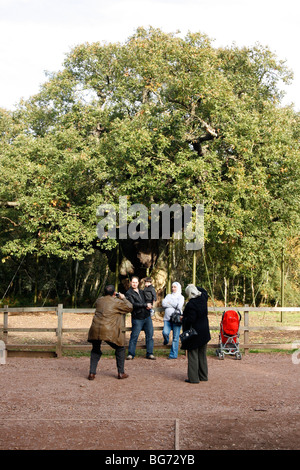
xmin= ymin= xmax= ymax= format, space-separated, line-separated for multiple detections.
xmin=1 ymin=310 xmax=299 ymax=451
xmin=0 ymin=352 xmax=299 ymax=451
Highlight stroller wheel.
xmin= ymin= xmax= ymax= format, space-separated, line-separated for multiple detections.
xmin=235 ymin=352 xmax=242 ymax=360
xmin=218 ymin=352 xmax=224 ymax=360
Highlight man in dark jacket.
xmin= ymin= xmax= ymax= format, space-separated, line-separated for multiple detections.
xmin=125 ymin=276 xmax=156 ymax=360
xmin=181 ymin=284 xmax=211 ymax=383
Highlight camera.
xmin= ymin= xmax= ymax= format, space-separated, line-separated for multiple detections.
xmin=115 ymin=292 xmax=120 ymax=298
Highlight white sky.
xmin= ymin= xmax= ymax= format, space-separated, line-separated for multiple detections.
xmin=0 ymin=0 xmax=299 ymax=111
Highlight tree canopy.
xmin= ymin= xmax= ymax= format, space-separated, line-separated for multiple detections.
xmin=0 ymin=27 xmax=299 ymax=306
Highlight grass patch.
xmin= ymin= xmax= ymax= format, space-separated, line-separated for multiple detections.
xmin=62 ymin=348 xmax=186 ymax=358
xmin=62 ymin=346 xmax=297 ymax=358
xmin=248 ymin=348 xmax=295 ymax=354
xmin=63 ymin=350 xmax=91 ymax=357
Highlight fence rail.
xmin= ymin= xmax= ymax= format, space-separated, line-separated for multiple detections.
xmin=1 ymin=304 xmax=300 ymax=357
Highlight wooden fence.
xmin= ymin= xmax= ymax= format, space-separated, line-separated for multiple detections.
xmin=0 ymin=304 xmax=300 ymax=357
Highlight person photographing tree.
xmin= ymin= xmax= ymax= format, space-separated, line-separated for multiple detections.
xmin=87 ymin=285 xmax=133 ymax=380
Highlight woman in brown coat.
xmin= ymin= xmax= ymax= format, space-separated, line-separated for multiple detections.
xmin=87 ymin=285 xmax=133 ymax=380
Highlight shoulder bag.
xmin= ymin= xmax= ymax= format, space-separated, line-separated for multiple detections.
xmin=180 ymin=327 xmax=198 ymax=343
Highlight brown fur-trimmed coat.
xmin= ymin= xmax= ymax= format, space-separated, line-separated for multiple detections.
xmin=88 ymin=296 xmax=133 ymax=346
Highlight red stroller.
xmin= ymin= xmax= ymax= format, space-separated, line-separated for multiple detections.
xmin=216 ymin=310 xmax=242 ymax=360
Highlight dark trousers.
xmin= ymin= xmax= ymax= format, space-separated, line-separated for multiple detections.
xmin=89 ymin=340 xmax=125 ymax=375
xmin=187 ymin=343 xmax=208 ymax=383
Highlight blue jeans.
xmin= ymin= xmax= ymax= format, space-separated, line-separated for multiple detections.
xmin=163 ymin=320 xmax=182 ymax=359
xmin=128 ymin=316 xmax=154 ymax=358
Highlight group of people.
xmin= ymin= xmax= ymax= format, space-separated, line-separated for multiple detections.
xmin=87 ymin=276 xmax=211 ymax=384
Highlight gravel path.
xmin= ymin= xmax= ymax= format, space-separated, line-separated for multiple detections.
xmin=0 ymin=352 xmax=299 ymax=450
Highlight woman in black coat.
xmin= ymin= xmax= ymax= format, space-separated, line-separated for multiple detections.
xmin=181 ymin=285 xmax=211 ymax=383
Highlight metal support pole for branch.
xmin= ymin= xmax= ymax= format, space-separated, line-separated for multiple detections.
xmin=281 ymin=247 xmax=285 ymax=322
xmin=115 ymin=244 xmax=120 ymax=292
xmin=167 ymin=238 xmax=173 ymax=294
xmin=56 ymin=304 xmax=63 ymax=358
xmin=192 ymin=251 xmax=196 ymax=285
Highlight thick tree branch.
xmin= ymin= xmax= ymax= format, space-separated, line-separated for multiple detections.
xmin=0 ymin=201 xmax=20 ymax=207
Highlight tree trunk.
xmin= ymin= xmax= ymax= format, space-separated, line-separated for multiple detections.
xmin=243 ymin=275 xmax=246 ymax=305
xmin=224 ymin=277 xmax=228 ymax=307
xmin=79 ymin=255 xmax=94 ymax=300
xmin=251 ymin=269 xmax=256 ymax=307
xmin=72 ymin=260 xmax=79 ymax=308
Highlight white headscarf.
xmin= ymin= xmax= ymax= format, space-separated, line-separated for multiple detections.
xmin=185 ymin=284 xmax=202 ymax=299
xmin=171 ymin=281 xmax=182 ymax=297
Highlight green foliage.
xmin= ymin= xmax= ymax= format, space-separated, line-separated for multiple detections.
xmin=0 ymin=27 xmax=299 ymax=305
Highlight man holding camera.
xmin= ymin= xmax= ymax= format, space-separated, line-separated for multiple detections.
xmin=87 ymin=284 xmax=133 ymax=380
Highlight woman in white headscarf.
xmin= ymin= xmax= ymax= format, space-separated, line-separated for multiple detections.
xmin=161 ymin=282 xmax=184 ymax=359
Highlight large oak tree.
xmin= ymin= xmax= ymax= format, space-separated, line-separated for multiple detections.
xmin=1 ymin=27 xmax=299 ymax=303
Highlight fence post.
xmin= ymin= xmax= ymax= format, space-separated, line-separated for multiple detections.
xmin=3 ymin=305 xmax=8 ymax=345
xmin=244 ymin=304 xmax=249 ymax=355
xmin=56 ymin=304 xmax=63 ymax=358
xmin=175 ymin=419 xmax=180 ymax=450
xmin=0 ymin=340 xmax=6 ymax=365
